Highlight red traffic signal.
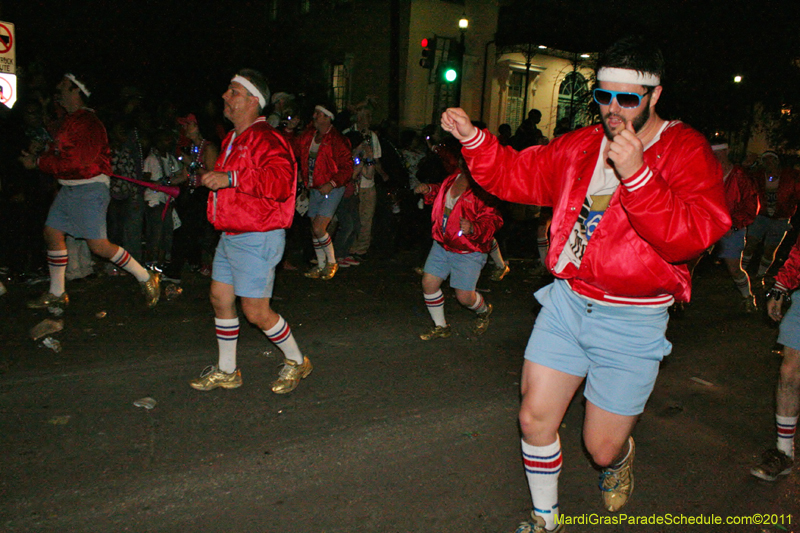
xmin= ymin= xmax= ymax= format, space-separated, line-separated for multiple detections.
xmin=420 ymin=36 xmax=436 ymax=69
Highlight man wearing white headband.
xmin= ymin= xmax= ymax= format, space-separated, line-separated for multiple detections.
xmin=19 ymin=73 xmax=161 ymax=310
xmin=289 ymin=103 xmax=353 ymax=280
xmin=189 ymin=69 xmax=313 ymax=395
xmin=441 ymin=36 xmax=730 ymax=531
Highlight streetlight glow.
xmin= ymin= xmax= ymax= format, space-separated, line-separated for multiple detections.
xmin=459 ymin=15 xmax=469 ymax=30
xmin=734 ymin=75 xmax=742 ymax=83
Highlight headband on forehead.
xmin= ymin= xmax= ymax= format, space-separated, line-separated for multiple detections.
xmin=711 ymin=143 xmax=728 ymax=152
xmin=597 ymin=67 xmax=660 ymax=87
xmin=232 ymin=75 xmax=267 ymax=109
xmin=64 ymin=73 xmax=91 ymax=97
xmin=315 ymin=105 xmax=335 ymax=120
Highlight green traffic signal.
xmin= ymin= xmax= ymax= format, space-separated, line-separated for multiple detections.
xmin=444 ymin=66 xmax=458 ymax=82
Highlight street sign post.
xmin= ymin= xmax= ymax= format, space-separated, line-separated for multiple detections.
xmin=0 ymin=20 xmax=17 ymax=108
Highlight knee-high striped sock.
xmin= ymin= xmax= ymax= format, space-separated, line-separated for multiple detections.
xmin=757 ymin=256 xmax=774 ymax=278
xmin=47 ymin=250 xmax=68 ymax=296
xmin=319 ymin=232 xmax=336 ymax=264
xmin=777 ymin=414 xmax=798 ymax=458
xmin=424 ymin=290 xmax=447 ymax=327
xmin=537 ymin=236 xmax=549 ymax=264
xmin=467 ymin=292 xmax=488 ymax=315
xmin=312 ymin=237 xmax=327 ymax=267
xmin=264 ymin=315 xmax=303 ymax=364
xmin=741 ymin=253 xmax=752 ymax=271
xmin=522 ymin=437 xmax=562 ymax=531
xmin=733 ymin=273 xmax=753 ymax=297
xmin=110 ymin=246 xmax=150 ymax=282
xmin=216 ymin=317 xmax=239 ymax=373
xmin=489 ymin=239 xmax=505 ymax=268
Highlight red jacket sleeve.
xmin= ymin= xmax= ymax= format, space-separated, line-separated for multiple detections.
xmin=38 ymin=110 xmax=111 ymax=180
xmin=775 ymin=233 xmax=800 ymax=292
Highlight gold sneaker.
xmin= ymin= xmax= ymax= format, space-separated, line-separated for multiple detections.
xmin=304 ymin=266 xmax=324 ymax=279
xmin=419 ymin=324 xmax=452 ymax=341
xmin=140 ymin=270 xmax=161 ymax=308
xmin=189 ymin=365 xmax=242 ymax=391
xmin=473 ymin=303 xmax=493 ymax=336
xmin=27 ymin=291 xmax=69 ymax=310
xmin=320 ymin=262 xmax=339 ymax=280
xmin=271 ymin=356 xmax=313 ymax=394
xmin=599 ymin=436 xmax=635 ymax=512
xmin=490 ymin=263 xmax=510 ymax=281
xmin=515 ymin=512 xmax=565 ymax=533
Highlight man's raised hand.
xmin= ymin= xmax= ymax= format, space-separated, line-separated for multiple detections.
xmin=441 ymin=108 xmax=477 ymax=141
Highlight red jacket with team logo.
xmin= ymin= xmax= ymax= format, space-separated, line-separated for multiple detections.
xmin=207 ymin=117 xmax=297 ymax=234
xmin=461 ymin=121 xmax=730 ymax=304
xmin=38 ymin=108 xmax=111 ymax=182
xmin=723 ymin=165 xmax=758 ymax=230
xmin=753 ymin=167 xmax=800 ymax=220
xmin=291 ymin=125 xmax=353 ymax=189
xmin=423 ymin=171 xmax=503 ymax=254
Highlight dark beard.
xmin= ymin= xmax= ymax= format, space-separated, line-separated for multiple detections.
xmin=602 ymin=104 xmax=650 ymax=140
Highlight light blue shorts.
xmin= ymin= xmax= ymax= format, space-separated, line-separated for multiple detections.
xmin=308 ymin=187 xmax=345 ymax=219
xmin=716 ymin=228 xmax=746 ymax=260
xmin=212 ymin=230 xmax=285 ymax=299
xmin=525 ymin=279 xmax=672 ymax=416
xmin=423 ymin=241 xmax=487 ymax=291
xmin=778 ymin=290 xmax=800 ymax=351
xmin=45 ymin=182 xmax=110 ymax=240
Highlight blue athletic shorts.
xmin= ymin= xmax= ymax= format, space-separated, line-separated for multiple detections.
xmin=212 ymin=230 xmax=285 ymax=299
xmin=308 ymin=187 xmax=345 ymax=219
xmin=778 ymin=290 xmax=800 ymax=351
xmin=525 ymin=279 xmax=672 ymax=416
xmin=746 ymin=215 xmax=791 ymax=249
xmin=423 ymin=241 xmax=487 ymax=291
xmin=45 ymin=182 xmax=110 ymax=240
xmin=716 ymin=228 xmax=746 ymax=260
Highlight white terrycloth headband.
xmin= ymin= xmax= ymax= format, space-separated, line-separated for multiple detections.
xmin=232 ymin=75 xmax=266 ymax=109
xmin=315 ymin=105 xmax=335 ymax=120
xmin=64 ymin=73 xmax=91 ymax=97
xmin=711 ymin=143 xmax=728 ymax=151
xmin=597 ymin=67 xmax=660 ymax=87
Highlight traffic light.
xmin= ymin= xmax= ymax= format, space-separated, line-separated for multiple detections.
xmin=419 ymin=37 xmax=436 ymax=69
xmin=442 ymin=62 xmax=459 ymax=83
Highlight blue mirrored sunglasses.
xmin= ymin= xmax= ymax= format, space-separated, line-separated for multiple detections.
xmin=592 ymin=88 xmax=651 ymax=108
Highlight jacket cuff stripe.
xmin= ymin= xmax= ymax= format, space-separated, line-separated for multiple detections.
xmin=621 ymin=166 xmax=652 ymax=192
xmin=461 ymin=129 xmax=485 ymax=150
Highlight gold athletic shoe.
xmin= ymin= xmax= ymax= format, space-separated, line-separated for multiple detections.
xmin=141 ymin=270 xmax=161 ymax=308
xmin=419 ymin=324 xmax=451 ymax=341
xmin=599 ymin=436 xmax=635 ymax=512
xmin=473 ymin=303 xmax=493 ymax=336
xmin=304 ymin=266 xmax=324 ymax=279
xmin=515 ymin=512 xmax=565 ymax=533
xmin=320 ymin=262 xmax=339 ymax=280
xmin=490 ymin=263 xmax=510 ymax=281
xmin=271 ymin=357 xmax=313 ymax=394
xmin=189 ymin=365 xmax=243 ymax=391
xmin=27 ymin=291 xmax=69 ymax=310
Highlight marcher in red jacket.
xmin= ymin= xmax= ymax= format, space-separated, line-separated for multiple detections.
xmin=190 ymin=69 xmax=311 ymax=396
xmin=290 ymin=105 xmax=353 ymax=281
xmin=710 ymin=142 xmax=759 ymax=311
xmin=441 ymin=36 xmax=729 ymax=532
xmin=19 ymin=73 xmax=160 ymax=310
xmin=413 ymin=140 xmax=503 ymax=340
xmin=751 ymin=234 xmax=800 ymax=481
xmin=742 ymin=151 xmax=800 ymax=283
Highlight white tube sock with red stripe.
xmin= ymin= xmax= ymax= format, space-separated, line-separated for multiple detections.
xmin=467 ymin=292 xmax=488 ymax=315
xmin=424 ymin=290 xmax=447 ymax=327
xmin=264 ymin=315 xmax=303 ymax=364
xmin=47 ymin=249 xmax=68 ymax=296
xmin=522 ymin=437 xmax=562 ymax=531
xmin=110 ymin=246 xmax=150 ymax=282
xmin=215 ymin=317 xmax=240 ymax=373
xmin=777 ymin=414 xmax=798 ymax=458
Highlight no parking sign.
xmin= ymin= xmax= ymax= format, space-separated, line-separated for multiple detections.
xmin=0 ymin=20 xmax=16 ymax=108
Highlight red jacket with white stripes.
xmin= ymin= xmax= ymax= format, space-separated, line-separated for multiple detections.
xmin=207 ymin=117 xmax=297 ymax=234
xmin=423 ymin=171 xmax=503 ymax=254
xmin=460 ymin=121 xmax=730 ymax=304
xmin=753 ymin=167 xmax=800 ymax=220
xmin=291 ymin=125 xmax=353 ymax=190
xmin=724 ymin=165 xmax=758 ymax=230
xmin=38 ymin=108 xmax=111 ymax=182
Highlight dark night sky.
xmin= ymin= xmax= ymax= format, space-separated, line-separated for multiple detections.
xmin=5 ymin=0 xmax=800 ymax=134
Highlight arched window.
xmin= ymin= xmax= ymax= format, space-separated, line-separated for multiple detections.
xmin=557 ymin=71 xmax=590 ymax=132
